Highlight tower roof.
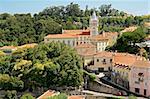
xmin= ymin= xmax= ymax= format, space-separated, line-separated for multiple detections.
xmin=91 ymin=11 xmax=97 ymax=20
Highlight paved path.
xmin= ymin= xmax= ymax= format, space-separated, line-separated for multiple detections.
xmin=82 ymin=90 xmax=146 ymax=99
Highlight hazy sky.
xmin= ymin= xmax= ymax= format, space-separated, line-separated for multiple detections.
xmin=0 ymin=0 xmax=149 ymax=15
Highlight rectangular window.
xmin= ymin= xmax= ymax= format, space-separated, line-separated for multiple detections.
xmin=68 ymin=40 xmax=70 ymax=45
xmin=76 ymin=42 xmax=78 ymax=45
xmin=98 ymin=68 xmax=104 ymax=72
xmin=72 ymin=41 xmax=74 ymax=46
xmin=110 ymin=59 xmax=112 ymax=63
xmin=144 ymin=89 xmax=146 ymax=96
xmin=102 ymin=59 xmax=106 ymax=64
xmin=135 ymin=88 xmax=140 ymax=93
xmin=97 ymin=59 xmax=99 ymax=62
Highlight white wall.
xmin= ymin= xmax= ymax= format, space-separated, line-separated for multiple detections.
xmin=44 ymin=38 xmax=77 ymax=47
xmin=96 ymin=41 xmax=108 ymax=51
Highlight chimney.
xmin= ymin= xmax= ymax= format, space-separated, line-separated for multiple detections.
xmin=102 ymin=31 xmax=105 ymax=37
xmin=135 ymin=54 xmax=139 ymax=60
xmin=62 ymin=28 xmax=64 ymax=34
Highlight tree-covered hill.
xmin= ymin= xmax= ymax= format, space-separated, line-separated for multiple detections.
xmin=0 ymin=3 xmax=150 ymax=47
xmin=0 ymin=13 xmax=62 ymax=46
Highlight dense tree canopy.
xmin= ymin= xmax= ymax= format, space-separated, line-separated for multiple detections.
xmin=107 ymin=27 xmax=146 ymax=54
xmin=0 ymin=13 xmax=62 ymax=46
xmin=47 ymin=93 xmax=67 ymax=99
xmin=0 ymin=42 xmax=83 ymax=98
xmin=20 ymin=93 xmax=35 ymax=99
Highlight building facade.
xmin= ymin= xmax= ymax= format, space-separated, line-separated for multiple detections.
xmin=129 ymin=60 xmax=150 ymax=97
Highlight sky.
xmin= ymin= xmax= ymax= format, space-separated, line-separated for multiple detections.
xmin=0 ymin=0 xmax=150 ymax=16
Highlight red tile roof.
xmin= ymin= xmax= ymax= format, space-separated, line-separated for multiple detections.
xmin=79 ymin=49 xmax=96 ymax=57
xmin=37 ymin=90 xmax=57 ymax=99
xmin=63 ymin=29 xmax=90 ymax=35
xmin=45 ymin=29 xmax=91 ymax=39
xmin=75 ymin=43 xmax=96 ymax=48
xmin=45 ymin=34 xmax=78 ymax=39
xmin=133 ymin=60 xmax=150 ymax=68
xmin=94 ymin=51 xmax=113 ymax=58
xmin=113 ymin=54 xmax=136 ymax=66
xmin=68 ymin=95 xmax=85 ymax=99
xmin=90 ymin=32 xmax=118 ymax=41
xmin=79 ymin=31 xmax=90 ymax=35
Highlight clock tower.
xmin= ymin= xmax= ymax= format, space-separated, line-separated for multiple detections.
xmin=90 ymin=11 xmax=99 ymax=36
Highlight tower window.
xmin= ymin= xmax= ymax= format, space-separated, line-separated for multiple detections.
xmin=144 ymin=89 xmax=146 ymax=95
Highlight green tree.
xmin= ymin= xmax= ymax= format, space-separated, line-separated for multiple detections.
xmin=34 ymin=18 xmax=62 ymax=43
xmin=66 ymin=2 xmax=81 ymax=17
xmin=129 ymin=95 xmax=137 ymax=99
xmin=109 ymin=27 xmax=146 ymax=54
xmin=4 ymin=90 xmax=17 ymax=99
xmin=0 ymin=50 xmax=5 ymax=56
xmin=0 ymin=55 xmax=14 ymax=74
xmin=47 ymin=93 xmax=67 ymax=99
xmin=20 ymin=93 xmax=35 ymax=99
xmin=0 ymin=74 xmax=24 ymax=90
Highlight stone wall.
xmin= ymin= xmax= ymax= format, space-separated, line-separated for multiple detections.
xmin=87 ymin=80 xmax=126 ymax=95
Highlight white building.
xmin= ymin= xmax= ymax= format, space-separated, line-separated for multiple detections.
xmin=44 ymin=11 xmax=118 ymax=52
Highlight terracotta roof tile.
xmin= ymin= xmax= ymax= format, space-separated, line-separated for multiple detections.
xmin=75 ymin=43 xmax=96 ymax=48
xmin=94 ymin=51 xmax=113 ymax=58
xmin=133 ymin=60 xmax=150 ymax=68
xmin=113 ymin=55 xmax=136 ymax=66
xmin=45 ymin=34 xmax=78 ymax=39
xmin=68 ymin=95 xmax=85 ymax=99
xmin=113 ymin=52 xmax=146 ymax=67
xmin=63 ymin=29 xmax=90 ymax=35
xmin=37 ymin=90 xmax=57 ymax=99
xmin=79 ymin=49 xmax=96 ymax=56
xmin=90 ymin=32 xmax=118 ymax=41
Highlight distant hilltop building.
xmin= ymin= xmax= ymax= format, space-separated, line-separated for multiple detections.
xmin=44 ymin=11 xmax=118 ymax=52
xmin=0 ymin=43 xmax=37 ymax=55
xmin=144 ymin=22 xmax=150 ymax=29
